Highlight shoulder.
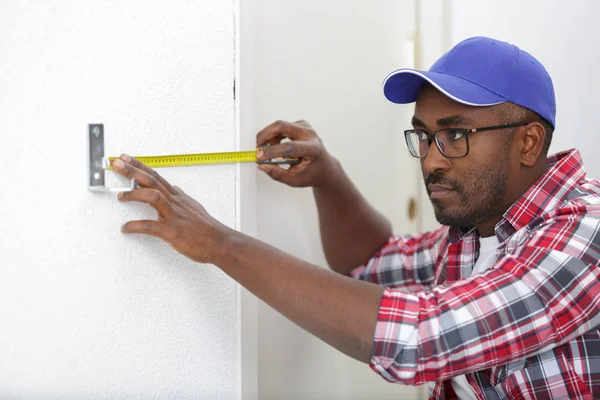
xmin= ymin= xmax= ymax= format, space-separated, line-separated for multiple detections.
xmin=521 ymin=186 xmax=600 ymax=264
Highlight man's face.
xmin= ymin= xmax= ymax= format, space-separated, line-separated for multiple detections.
xmin=413 ymin=85 xmax=518 ymax=229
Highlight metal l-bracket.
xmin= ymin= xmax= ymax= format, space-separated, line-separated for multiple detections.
xmin=88 ymin=124 xmax=137 ymax=192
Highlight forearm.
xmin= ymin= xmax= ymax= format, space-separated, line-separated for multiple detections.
xmin=215 ymin=229 xmax=384 ymax=363
xmin=314 ymin=158 xmax=392 ymax=274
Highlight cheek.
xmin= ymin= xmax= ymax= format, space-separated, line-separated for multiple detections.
xmin=466 ymin=137 xmax=511 ymax=172
xmin=452 ymin=157 xmax=491 ymax=192
xmin=463 ymin=157 xmax=510 ymax=199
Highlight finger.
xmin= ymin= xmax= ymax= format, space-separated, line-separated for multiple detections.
xmin=256 ymin=120 xmax=309 ymax=147
xmin=118 ymin=188 xmax=175 ymax=219
xmin=121 ymin=219 xmax=172 ymax=240
xmin=286 ymin=162 xmax=306 ymax=174
xmin=112 ymin=157 xmax=171 ymax=197
xmin=257 ymin=140 xmax=319 ymax=161
xmin=119 ymin=154 xmax=178 ymax=195
xmin=262 ymin=121 xmax=314 ymax=147
xmin=293 ymin=120 xmax=312 ymax=129
xmin=258 ymin=164 xmax=299 ymax=186
xmin=262 ymin=135 xmax=284 ymax=147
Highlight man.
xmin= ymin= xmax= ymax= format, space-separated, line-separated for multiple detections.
xmin=111 ymin=37 xmax=600 ymax=399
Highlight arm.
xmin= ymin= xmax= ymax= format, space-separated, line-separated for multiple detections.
xmin=218 ymin=231 xmax=384 ymax=362
xmin=112 ymin=154 xmax=383 ymax=362
xmin=256 ymin=120 xmax=392 ymax=274
xmin=312 ymin=158 xmax=392 ymax=274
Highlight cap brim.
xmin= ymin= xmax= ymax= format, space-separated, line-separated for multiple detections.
xmin=383 ymin=69 xmax=507 ymax=107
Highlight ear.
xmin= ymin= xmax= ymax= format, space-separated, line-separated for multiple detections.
xmin=519 ymin=122 xmax=546 ymax=167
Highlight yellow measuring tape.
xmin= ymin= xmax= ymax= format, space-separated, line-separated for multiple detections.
xmin=106 ymin=150 xmax=299 ymax=169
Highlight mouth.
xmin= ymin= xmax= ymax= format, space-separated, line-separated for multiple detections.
xmin=428 ymin=184 xmax=455 ymax=200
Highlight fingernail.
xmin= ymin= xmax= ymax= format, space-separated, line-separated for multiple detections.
xmin=113 ymin=159 xmax=125 ymax=170
xmin=256 ymin=149 xmax=264 ymax=159
xmin=121 ymin=154 xmax=132 ymax=162
xmin=117 ymin=192 xmax=123 ymax=199
xmin=258 ymin=165 xmax=268 ymax=173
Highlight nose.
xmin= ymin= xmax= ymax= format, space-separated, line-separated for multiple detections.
xmin=422 ymin=141 xmax=451 ymax=175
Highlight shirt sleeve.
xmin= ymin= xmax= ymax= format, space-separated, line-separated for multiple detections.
xmin=351 ymin=226 xmax=449 ymax=292
xmin=369 ymin=213 xmax=600 ymax=386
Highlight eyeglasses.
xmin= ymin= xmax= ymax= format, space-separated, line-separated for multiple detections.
xmin=404 ymin=121 xmax=529 ymax=159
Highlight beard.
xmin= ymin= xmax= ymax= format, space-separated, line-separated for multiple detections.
xmin=425 ymin=159 xmax=509 ymax=229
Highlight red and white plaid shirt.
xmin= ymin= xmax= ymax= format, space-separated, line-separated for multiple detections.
xmin=352 ymin=149 xmax=600 ymax=399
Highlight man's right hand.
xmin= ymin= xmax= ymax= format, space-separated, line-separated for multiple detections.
xmin=256 ymin=120 xmax=338 ymax=188
xmin=255 ymin=119 xmax=392 ymax=275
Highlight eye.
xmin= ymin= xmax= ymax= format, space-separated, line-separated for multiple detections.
xmin=446 ymin=129 xmax=466 ymax=140
xmin=415 ymin=130 xmax=430 ymax=141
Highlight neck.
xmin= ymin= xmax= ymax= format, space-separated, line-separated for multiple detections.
xmin=475 ymin=219 xmax=500 ymax=237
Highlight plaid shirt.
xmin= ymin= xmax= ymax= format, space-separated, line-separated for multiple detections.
xmin=352 ymin=149 xmax=600 ymax=399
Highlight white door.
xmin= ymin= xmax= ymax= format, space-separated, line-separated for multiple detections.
xmin=239 ymin=0 xmax=426 ymax=398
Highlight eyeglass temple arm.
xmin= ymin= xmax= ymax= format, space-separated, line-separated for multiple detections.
xmin=471 ymin=121 xmax=530 ymax=133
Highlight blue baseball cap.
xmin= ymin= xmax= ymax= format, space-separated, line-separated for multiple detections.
xmin=383 ymin=36 xmax=556 ymax=127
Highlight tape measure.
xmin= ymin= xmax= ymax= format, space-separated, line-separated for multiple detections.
xmin=105 ymin=150 xmax=300 ymax=169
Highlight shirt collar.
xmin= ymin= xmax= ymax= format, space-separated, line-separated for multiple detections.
xmin=448 ymin=149 xmax=586 ymax=243
xmin=499 ymin=148 xmax=586 ymax=238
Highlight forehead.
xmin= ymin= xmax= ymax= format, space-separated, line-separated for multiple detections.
xmin=414 ymin=84 xmax=499 ymax=127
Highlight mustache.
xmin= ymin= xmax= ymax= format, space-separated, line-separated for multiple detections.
xmin=425 ymin=172 xmax=458 ymax=190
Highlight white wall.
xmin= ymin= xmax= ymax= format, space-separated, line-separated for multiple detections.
xmin=0 ymin=2 xmax=239 ymax=398
xmin=449 ymin=0 xmax=600 ymax=177
xmin=246 ymin=1 xmax=425 ymax=399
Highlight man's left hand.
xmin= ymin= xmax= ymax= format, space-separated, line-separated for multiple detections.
xmin=112 ymin=154 xmax=230 ymax=264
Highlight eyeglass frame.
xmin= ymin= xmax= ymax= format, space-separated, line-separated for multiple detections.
xmin=404 ymin=121 xmax=530 ymax=159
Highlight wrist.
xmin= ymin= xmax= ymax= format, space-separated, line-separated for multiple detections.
xmin=314 ymin=155 xmax=343 ymax=190
xmin=206 ymin=221 xmax=238 ymax=267
xmin=208 ymin=224 xmax=240 ymax=266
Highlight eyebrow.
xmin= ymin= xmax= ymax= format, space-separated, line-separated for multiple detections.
xmin=411 ymin=114 xmax=476 ymax=129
